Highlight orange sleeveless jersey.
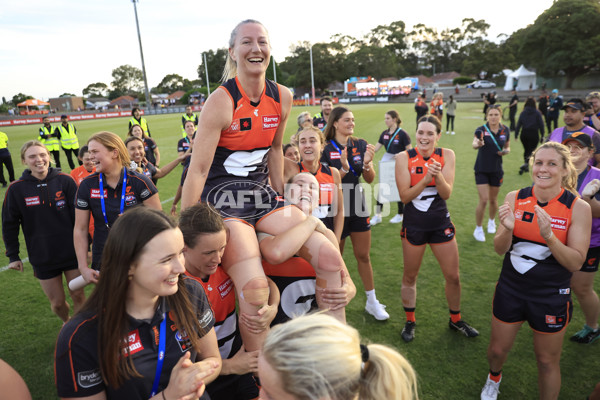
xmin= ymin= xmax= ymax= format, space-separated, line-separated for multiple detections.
xmin=408 ymin=147 xmax=445 ymax=187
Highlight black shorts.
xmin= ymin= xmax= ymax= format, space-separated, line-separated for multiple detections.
xmin=33 ymin=263 xmax=78 ymax=280
xmin=475 ymin=171 xmax=503 ymax=187
xmin=581 ymin=246 xmax=600 ymax=272
xmin=492 ymin=283 xmax=572 ymax=333
xmin=341 ymin=215 xmax=370 ymax=240
xmin=206 ymin=372 xmax=259 ymax=400
xmin=401 ymin=223 xmax=455 ymax=246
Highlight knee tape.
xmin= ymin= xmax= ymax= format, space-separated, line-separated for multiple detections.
xmin=401 ymin=283 xmax=417 ymax=307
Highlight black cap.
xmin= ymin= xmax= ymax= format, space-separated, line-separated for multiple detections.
xmin=562 ymin=98 xmax=585 ymax=111
xmin=61 ymin=114 xmax=68 ymax=119
xmin=562 ymin=131 xmax=593 ymax=148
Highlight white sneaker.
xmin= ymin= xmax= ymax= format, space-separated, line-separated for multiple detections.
xmin=487 ymin=219 xmax=496 ymax=234
xmin=451 ymin=131 xmax=455 ymax=135
xmin=365 ymin=300 xmax=390 ymax=320
xmin=473 ymin=226 xmax=485 ymax=242
xmin=446 ymin=131 xmax=450 ymax=134
xmin=370 ymin=215 xmax=382 ymax=226
xmin=481 ymin=376 xmax=501 ymax=400
xmin=389 ymin=214 xmax=403 ymax=223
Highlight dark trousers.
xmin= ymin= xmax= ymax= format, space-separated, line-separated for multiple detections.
xmin=509 ymin=109 xmax=517 ymax=131
xmin=547 ymin=115 xmax=559 ymax=134
xmin=50 ymin=150 xmax=61 ymax=169
xmin=0 ymin=154 xmax=15 ymax=184
xmin=520 ymin=129 xmax=540 ymax=165
xmin=376 ymin=200 xmax=404 ymax=214
xmin=446 ymin=114 xmax=455 ymax=131
xmin=63 ymin=148 xmax=82 ymax=170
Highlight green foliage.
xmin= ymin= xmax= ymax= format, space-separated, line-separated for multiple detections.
xmin=59 ymin=93 xmax=76 ymax=98
xmin=197 ymin=48 xmax=228 ymax=87
xmin=453 ymin=76 xmax=475 ymax=85
xmin=82 ymin=82 xmax=108 ymax=98
xmin=510 ymin=0 xmax=600 ymax=88
xmin=11 ymin=93 xmax=33 ymax=105
xmin=111 ymin=64 xmax=143 ymax=94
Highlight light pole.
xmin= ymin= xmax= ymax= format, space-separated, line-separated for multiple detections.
xmin=132 ymin=0 xmax=151 ymax=111
xmin=310 ymin=45 xmax=315 ymax=106
xmin=203 ymin=52 xmax=211 ymax=96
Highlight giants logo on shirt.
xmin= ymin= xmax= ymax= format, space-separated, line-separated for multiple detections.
xmin=218 ymin=277 xmax=234 ymax=300
xmin=25 ymin=196 xmax=40 ymax=206
xmin=122 ymin=329 xmax=144 ymax=357
xmin=90 ymin=189 xmax=107 ymax=199
xmin=240 ymin=118 xmax=252 ymax=131
xmin=262 ymin=115 xmax=279 ymax=130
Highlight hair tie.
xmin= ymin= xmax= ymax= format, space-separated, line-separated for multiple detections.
xmin=360 ymin=344 xmax=369 ymax=362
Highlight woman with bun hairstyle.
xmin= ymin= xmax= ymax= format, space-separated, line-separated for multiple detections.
xmin=258 ymin=312 xmax=418 ymax=400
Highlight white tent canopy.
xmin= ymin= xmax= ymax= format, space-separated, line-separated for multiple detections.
xmin=504 ymin=65 xmax=537 ymax=91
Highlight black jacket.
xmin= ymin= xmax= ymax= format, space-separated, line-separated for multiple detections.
xmin=2 ymin=167 xmax=77 ymax=268
xmin=515 ymin=107 xmax=545 ymax=139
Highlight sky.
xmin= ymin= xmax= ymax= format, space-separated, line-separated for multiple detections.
xmin=0 ymin=0 xmax=556 ymax=101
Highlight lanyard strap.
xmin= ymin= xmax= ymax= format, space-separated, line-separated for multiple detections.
xmin=330 ymin=140 xmax=358 ymax=177
xmin=483 ymin=124 xmax=503 ymax=152
xmin=386 ymin=127 xmax=401 ymax=152
xmin=98 ymin=167 xmax=127 ymax=228
xmin=150 ymin=314 xmax=167 ymax=398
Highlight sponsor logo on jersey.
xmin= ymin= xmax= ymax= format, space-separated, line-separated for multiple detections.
xmin=122 ymin=329 xmax=144 ymax=357
xmin=416 ymin=166 xmax=423 ymax=174
xmin=208 ymin=180 xmax=281 ymax=220
xmin=174 ymin=328 xmax=192 ymax=352
xmin=218 ymin=278 xmax=234 ymax=300
xmin=550 ymin=216 xmax=567 ymax=231
xmin=198 ymin=309 xmax=214 ymax=329
xmin=25 ymin=196 xmax=40 ymax=206
xmin=240 ymin=118 xmax=252 ymax=131
xmin=522 ymin=211 xmax=534 ymax=223
xmin=545 ymin=315 xmax=556 ymax=324
xmin=559 ymin=288 xmax=570 ymax=294
xmin=77 ymin=199 xmax=88 ymax=208
xmin=77 ymin=369 xmax=102 ymax=388
xmin=55 ymin=191 xmax=64 ymax=200
xmin=515 ymin=209 xmax=523 ymax=220
xmin=141 ymin=189 xmax=150 ymax=198
xmin=320 ymin=183 xmax=333 ymax=192
xmin=56 ymin=199 xmax=66 ymax=208
xmin=262 ymin=115 xmax=279 ymax=130
xmin=90 ymin=189 xmax=107 ymax=199
xmin=125 ymin=195 xmax=136 ymax=202
xmin=329 ymin=151 xmax=341 ymax=160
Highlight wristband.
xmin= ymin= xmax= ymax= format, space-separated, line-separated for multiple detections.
xmin=363 ymin=163 xmax=372 ymax=172
xmin=544 ymin=231 xmax=555 ymax=243
xmin=340 ymin=166 xmax=349 ymax=173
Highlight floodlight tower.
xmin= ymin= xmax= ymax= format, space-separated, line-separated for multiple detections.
xmin=132 ymin=0 xmax=151 ymax=111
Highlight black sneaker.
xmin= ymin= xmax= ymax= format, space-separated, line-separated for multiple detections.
xmin=570 ymin=325 xmax=600 ymax=344
xmin=449 ymin=319 xmax=479 ymax=337
xmin=401 ymin=321 xmax=416 ymax=342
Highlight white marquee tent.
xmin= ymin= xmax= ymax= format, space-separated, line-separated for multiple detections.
xmin=504 ymin=65 xmax=537 ymax=91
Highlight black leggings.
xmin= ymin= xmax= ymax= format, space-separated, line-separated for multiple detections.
xmin=446 ymin=114 xmax=455 ymax=131
xmin=520 ymin=129 xmax=540 ymax=164
xmin=376 ymin=201 xmax=404 ymax=214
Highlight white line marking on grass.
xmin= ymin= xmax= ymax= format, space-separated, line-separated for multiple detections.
xmin=1 ymin=257 xmax=29 ymax=272
xmin=161 ymin=196 xmax=175 ymax=204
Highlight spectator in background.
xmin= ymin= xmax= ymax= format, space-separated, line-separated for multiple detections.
xmin=515 ymin=97 xmax=545 ymax=175
xmin=509 ymin=89 xmax=519 ymax=132
xmin=430 ymin=92 xmax=444 ymax=121
xmin=483 ymin=91 xmax=497 ymax=120
xmin=290 ymin=111 xmax=313 ymax=143
xmin=414 ymin=93 xmax=428 ymax=124
xmin=283 ymin=143 xmax=300 ymax=162
xmin=313 ymin=96 xmax=333 ymax=131
xmin=585 ymin=91 xmax=600 ymax=131
xmin=178 ymin=120 xmax=195 ymax=167
xmin=538 ymin=91 xmax=550 ymax=133
xmin=0 ymin=130 xmax=15 ymax=187
xmin=38 ymin=116 xmax=61 ymax=169
xmin=446 ymin=95 xmax=457 ymax=135
xmin=547 ymin=89 xmax=563 ymax=132
xmin=56 ymin=114 xmax=81 ymax=170
xmin=181 ymin=105 xmax=199 ymax=138
xmin=128 ymin=107 xmax=151 ymax=137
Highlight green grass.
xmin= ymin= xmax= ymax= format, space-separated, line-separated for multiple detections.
xmin=1 ymin=103 xmax=599 ymax=399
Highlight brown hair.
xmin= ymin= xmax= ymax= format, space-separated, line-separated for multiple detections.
xmin=127 ymin=124 xmax=148 ymax=139
xmin=178 ymin=203 xmax=226 ymax=249
xmin=80 ymin=207 xmax=208 ymax=388
xmin=297 ymin=126 xmax=326 ymax=151
xmin=324 ymin=106 xmax=353 ymax=143
xmin=386 ymin=110 xmax=402 ymax=127
xmin=88 ymin=131 xmax=131 ymax=168
xmin=417 ymin=115 xmax=442 ymax=134
xmin=20 ymin=140 xmax=49 ymax=162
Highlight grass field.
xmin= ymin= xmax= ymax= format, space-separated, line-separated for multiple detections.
xmin=1 ymin=101 xmax=599 ymax=399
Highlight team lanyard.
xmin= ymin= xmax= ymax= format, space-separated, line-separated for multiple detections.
xmin=98 ymin=167 xmax=127 ymax=228
xmin=386 ymin=127 xmax=401 ymax=152
xmin=150 ymin=314 xmax=167 ymax=398
xmin=483 ymin=124 xmax=504 ymax=152
xmin=330 ymin=139 xmax=358 ymax=177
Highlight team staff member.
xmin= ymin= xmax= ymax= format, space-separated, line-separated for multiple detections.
xmin=261 ymin=172 xmax=355 ymax=325
xmin=125 ymin=136 xmax=187 ymax=183
xmin=547 ymin=98 xmax=600 ymax=166
xmin=481 ymin=142 xmax=591 ymax=400
xmin=0 ymin=130 xmax=15 ymax=187
xmin=56 ymin=114 xmax=81 ymax=170
xmin=180 ymin=203 xmax=279 ymax=400
xmin=39 ymin=116 xmax=61 ymax=169
xmin=370 ymin=110 xmax=411 ymax=226
xmin=2 ymin=140 xmax=85 ymax=323
xmin=395 ymin=115 xmax=479 ymax=342
xmin=181 ymin=105 xmax=199 ymax=137
xmin=562 ymin=133 xmax=600 ymax=344
xmin=472 ymin=104 xmax=510 ymax=242
xmin=321 ymin=106 xmax=389 ymax=321
xmin=178 ymin=120 xmax=195 ymax=167
xmin=74 ymin=131 xmax=160 ymax=285
xmin=181 ymin=20 xmax=348 ymax=352
xmin=128 ymin=107 xmax=151 ymax=137
xmin=313 ymin=96 xmax=333 ymax=131
xmin=55 ymin=207 xmax=221 ymax=400
xmin=284 ymin=126 xmax=344 ymax=240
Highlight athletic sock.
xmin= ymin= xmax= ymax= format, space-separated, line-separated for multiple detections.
xmin=450 ymin=309 xmax=461 ymax=323
xmin=489 ymin=370 xmax=502 ymax=383
xmin=365 ymin=289 xmax=377 ymax=304
xmin=404 ymin=307 xmax=416 ymax=322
